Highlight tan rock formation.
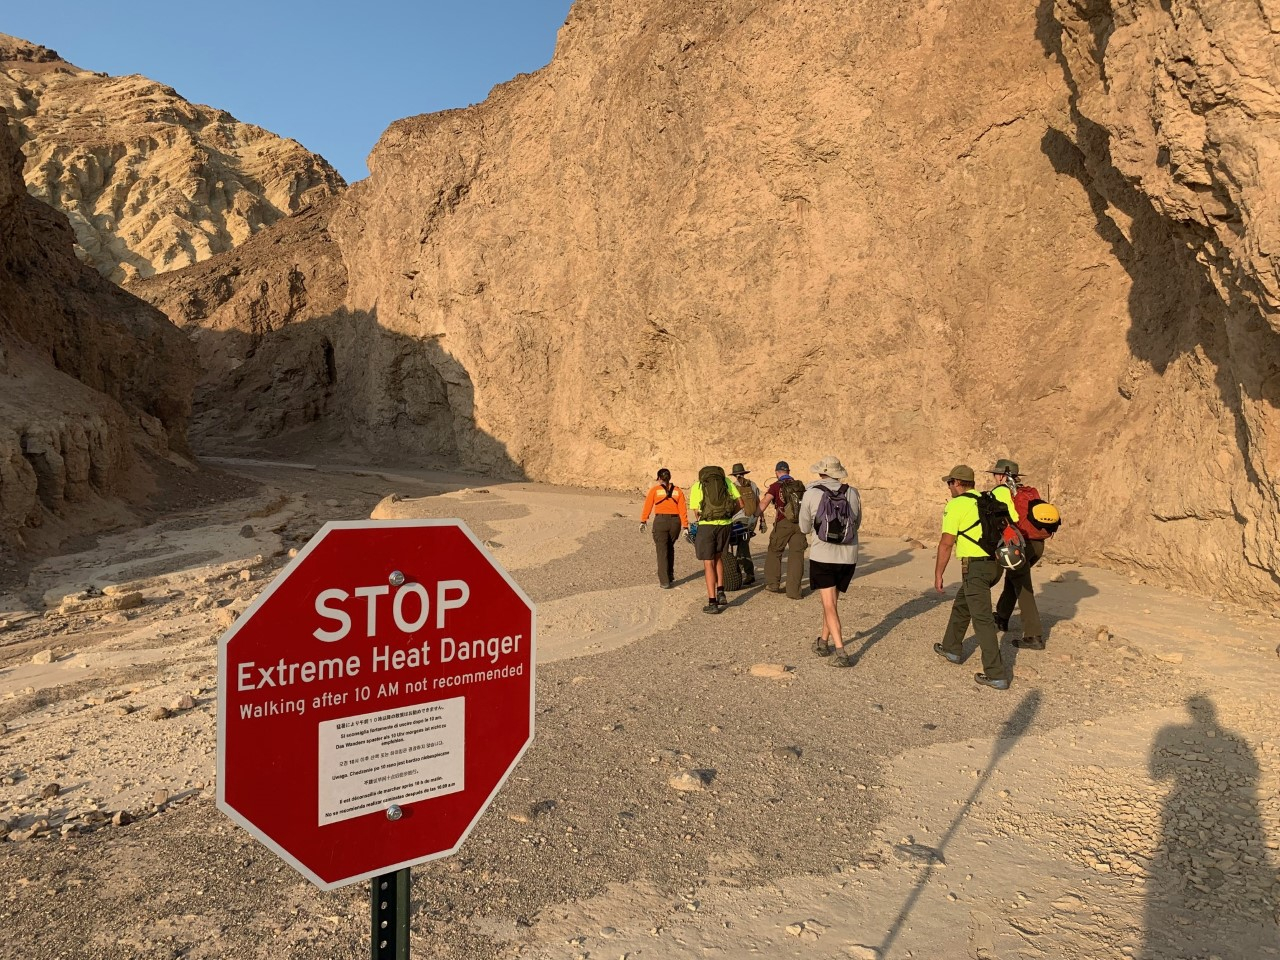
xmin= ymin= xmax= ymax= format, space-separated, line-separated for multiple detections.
xmin=0 ymin=33 xmax=344 ymax=284
xmin=1048 ymin=0 xmax=1280 ymax=598
xmin=0 ymin=109 xmax=194 ymax=554
xmin=129 ymin=200 xmax=349 ymax=452
xmin=134 ymin=0 xmax=1280 ymax=601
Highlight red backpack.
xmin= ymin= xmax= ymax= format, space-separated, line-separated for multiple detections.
xmin=1013 ymin=485 xmax=1050 ymax=541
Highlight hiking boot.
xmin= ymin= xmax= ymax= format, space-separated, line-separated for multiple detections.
xmin=830 ymin=650 xmax=857 ymax=668
xmin=974 ymin=673 xmax=1011 ymax=690
xmin=933 ymin=642 xmax=962 ymax=665
xmin=716 ymin=589 xmax=727 ymax=606
xmin=994 ymin=616 xmax=1010 ymax=632
xmin=813 ymin=636 xmax=833 ymax=657
xmin=703 ymin=600 xmax=721 ymax=614
xmin=1012 ymin=635 xmax=1045 ymax=649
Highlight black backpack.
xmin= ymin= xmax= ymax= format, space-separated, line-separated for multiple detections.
xmin=958 ymin=491 xmax=1026 ymax=569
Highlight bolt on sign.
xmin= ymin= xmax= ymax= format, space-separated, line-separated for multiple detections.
xmin=217 ymin=519 xmax=536 ymax=891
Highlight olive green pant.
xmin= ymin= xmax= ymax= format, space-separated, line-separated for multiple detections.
xmin=995 ymin=539 xmax=1045 ymax=638
xmin=764 ymin=518 xmax=806 ymax=599
xmin=941 ymin=557 xmax=1006 ymax=680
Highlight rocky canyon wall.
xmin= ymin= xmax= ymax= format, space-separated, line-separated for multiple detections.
xmin=0 ymin=109 xmax=194 ymax=555
xmin=130 ymin=0 xmax=1280 ymax=601
xmin=0 ymin=34 xmax=344 ymax=284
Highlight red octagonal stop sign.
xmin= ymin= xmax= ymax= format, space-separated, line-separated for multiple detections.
xmin=216 ymin=519 xmax=535 ymax=889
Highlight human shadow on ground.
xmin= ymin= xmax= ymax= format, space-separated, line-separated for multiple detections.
xmin=853 ymin=548 xmax=915 ymax=580
xmin=877 ymin=690 xmax=1043 ymax=957
xmin=1142 ymin=695 xmax=1279 ymax=960
xmin=846 ymin=590 xmax=952 ymax=665
xmin=994 ymin=568 xmax=1100 ymax=660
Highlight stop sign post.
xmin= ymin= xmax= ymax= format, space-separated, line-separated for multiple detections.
xmin=217 ymin=518 xmax=535 ymax=907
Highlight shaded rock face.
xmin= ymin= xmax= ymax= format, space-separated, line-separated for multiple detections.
xmin=0 ymin=33 xmax=344 ymax=284
xmin=1049 ymin=0 xmax=1280 ymax=594
xmin=138 ymin=0 xmax=1280 ymax=600
xmin=0 ymin=108 xmax=194 ymax=553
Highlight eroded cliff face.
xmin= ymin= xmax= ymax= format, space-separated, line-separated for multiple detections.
xmin=1050 ymin=0 xmax=1280 ymax=594
xmin=0 ymin=109 xmax=195 ymax=554
xmin=0 ymin=34 xmax=344 ymax=284
xmin=137 ymin=0 xmax=1280 ymax=601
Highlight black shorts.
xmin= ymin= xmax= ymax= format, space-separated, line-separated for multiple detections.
xmin=809 ymin=560 xmax=856 ymax=593
xmin=694 ymin=523 xmax=731 ymax=560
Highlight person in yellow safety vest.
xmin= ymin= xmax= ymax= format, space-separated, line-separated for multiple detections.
xmin=932 ymin=464 xmax=1018 ymax=690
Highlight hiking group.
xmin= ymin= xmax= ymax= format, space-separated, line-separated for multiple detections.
xmin=640 ymin=456 xmax=864 ymax=664
xmin=640 ymin=456 xmax=1060 ymax=690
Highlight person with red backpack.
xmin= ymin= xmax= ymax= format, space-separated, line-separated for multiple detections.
xmin=989 ymin=459 xmax=1052 ymax=650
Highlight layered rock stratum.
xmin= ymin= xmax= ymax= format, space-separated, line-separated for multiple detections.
xmin=0 ymin=109 xmax=194 ymax=555
xmin=108 ymin=0 xmax=1280 ymax=602
xmin=0 ymin=33 xmax=344 ymax=283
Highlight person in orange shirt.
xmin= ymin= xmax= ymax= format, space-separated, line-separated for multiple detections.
xmin=640 ymin=468 xmax=690 ymax=589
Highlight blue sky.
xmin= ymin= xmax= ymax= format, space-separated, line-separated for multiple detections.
xmin=5 ymin=1 xmax=575 ymax=182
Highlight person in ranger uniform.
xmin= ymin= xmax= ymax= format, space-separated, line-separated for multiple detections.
xmin=933 ymin=464 xmax=1018 ymax=690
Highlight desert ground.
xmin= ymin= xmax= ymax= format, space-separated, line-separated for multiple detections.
xmin=1 ymin=460 xmax=1278 ymax=960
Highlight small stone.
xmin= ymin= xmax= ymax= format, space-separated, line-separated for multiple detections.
xmin=111 ymin=810 xmax=133 ymax=827
xmin=152 ymin=789 xmax=169 ymax=807
xmin=1116 ymin=645 xmax=1142 ymax=660
xmin=325 ymin=499 xmax=340 ymax=508
xmin=239 ymin=569 xmax=253 ymax=582
xmin=1154 ymin=651 xmax=1184 ymax=664
xmin=40 ymin=783 xmax=60 ymax=800
xmin=149 ymin=706 xmax=172 ymax=721
xmin=748 ymin=663 xmax=791 ymax=679
xmin=239 ymin=525 xmax=256 ymax=538
xmin=668 ymin=770 xmax=707 ymax=792
xmin=288 ymin=548 xmax=299 ymax=559
xmin=31 ymin=649 xmax=56 ymax=665
xmin=772 ymin=746 xmax=802 ymax=761
xmin=113 ymin=705 xmax=134 ymax=717
xmin=847 ymin=947 xmax=882 ymax=960
xmin=1097 ymin=628 xmax=1111 ymax=643
xmin=173 ymin=695 xmax=197 ymax=711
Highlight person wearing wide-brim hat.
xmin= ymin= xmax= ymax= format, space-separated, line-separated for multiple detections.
xmin=933 ymin=464 xmax=1018 ymax=690
xmin=728 ymin=463 xmax=762 ymax=585
xmin=797 ymin=456 xmax=862 ymax=668
xmin=987 ymin=458 xmax=1047 ymax=649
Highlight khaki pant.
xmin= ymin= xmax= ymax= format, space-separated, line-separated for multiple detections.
xmin=940 ymin=557 xmax=1006 ymax=680
xmin=995 ymin=539 xmax=1045 ymax=637
xmin=765 ymin=518 xmax=806 ymax=599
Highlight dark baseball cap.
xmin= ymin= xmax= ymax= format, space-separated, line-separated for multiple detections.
xmin=775 ymin=460 xmax=790 ymax=471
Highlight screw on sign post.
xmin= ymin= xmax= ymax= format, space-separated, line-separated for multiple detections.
xmin=216 ymin=519 xmax=535 ymax=959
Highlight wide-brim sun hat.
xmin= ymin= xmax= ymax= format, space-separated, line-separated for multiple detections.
xmin=810 ymin=455 xmax=848 ymax=480
xmin=988 ymin=459 xmax=1020 ymax=476
xmin=730 ymin=462 xmax=750 ymax=476
xmin=943 ymin=464 xmax=976 ymax=483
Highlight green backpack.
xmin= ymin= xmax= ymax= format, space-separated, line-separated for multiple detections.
xmin=697 ymin=465 xmax=734 ymax=521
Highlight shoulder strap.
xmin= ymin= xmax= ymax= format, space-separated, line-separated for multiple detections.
xmin=955 ymin=492 xmax=984 ymax=546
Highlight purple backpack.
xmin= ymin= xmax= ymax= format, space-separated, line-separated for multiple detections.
xmin=815 ymin=484 xmax=856 ymax=545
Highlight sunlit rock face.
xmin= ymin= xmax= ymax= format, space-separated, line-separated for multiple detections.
xmin=0 ymin=33 xmax=344 ymax=284
xmin=132 ymin=0 xmax=1280 ymax=601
